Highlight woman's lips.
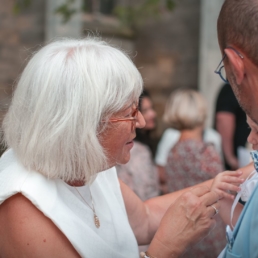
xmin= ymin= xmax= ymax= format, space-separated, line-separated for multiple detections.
xmin=126 ymin=141 xmax=134 ymax=148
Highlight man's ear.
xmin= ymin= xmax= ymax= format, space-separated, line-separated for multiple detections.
xmin=224 ymin=48 xmax=244 ymax=85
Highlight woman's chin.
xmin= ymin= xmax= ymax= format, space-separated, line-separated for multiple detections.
xmin=116 ymin=154 xmax=131 ymax=165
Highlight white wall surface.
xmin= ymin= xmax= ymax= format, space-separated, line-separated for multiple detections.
xmin=199 ymin=0 xmax=224 ymax=128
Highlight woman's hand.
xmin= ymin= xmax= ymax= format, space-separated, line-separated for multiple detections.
xmin=147 ymin=186 xmax=220 ymax=258
xmin=211 ymin=170 xmax=244 ymax=199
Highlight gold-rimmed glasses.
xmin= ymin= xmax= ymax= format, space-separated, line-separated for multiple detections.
xmin=109 ymin=106 xmax=139 ymax=131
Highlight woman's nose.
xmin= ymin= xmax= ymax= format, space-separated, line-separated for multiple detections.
xmin=136 ymin=111 xmax=146 ymax=129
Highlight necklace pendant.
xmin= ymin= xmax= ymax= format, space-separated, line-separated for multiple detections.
xmin=94 ymin=214 xmax=100 ymax=228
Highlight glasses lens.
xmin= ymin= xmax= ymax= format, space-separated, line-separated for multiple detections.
xmin=220 ymin=66 xmax=227 ymax=82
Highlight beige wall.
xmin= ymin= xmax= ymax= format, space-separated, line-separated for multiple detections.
xmin=134 ymin=0 xmax=201 ymax=138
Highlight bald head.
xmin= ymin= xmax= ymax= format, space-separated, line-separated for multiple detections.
xmin=218 ymin=0 xmax=258 ymax=66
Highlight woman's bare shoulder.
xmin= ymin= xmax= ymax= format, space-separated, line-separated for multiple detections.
xmin=0 ymin=193 xmax=80 ymax=257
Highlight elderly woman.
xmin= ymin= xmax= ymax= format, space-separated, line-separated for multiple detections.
xmin=116 ymin=90 xmax=159 ymax=201
xmin=0 ymin=38 xmax=219 ymax=257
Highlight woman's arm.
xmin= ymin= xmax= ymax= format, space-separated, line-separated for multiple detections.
xmin=121 ymin=162 xmax=254 ymax=256
xmin=120 ymin=178 xmax=215 ymax=244
xmin=216 ymin=112 xmax=239 ymax=169
xmin=0 ymin=194 xmax=80 ymax=257
xmin=120 ymin=179 xmax=218 ymax=257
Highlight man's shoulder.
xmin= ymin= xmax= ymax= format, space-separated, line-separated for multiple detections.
xmin=228 ymin=184 xmax=258 ymax=257
xmin=234 ymin=183 xmax=258 ymax=235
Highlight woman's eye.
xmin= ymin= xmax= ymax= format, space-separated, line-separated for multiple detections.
xmin=125 ymin=112 xmax=131 ymax=118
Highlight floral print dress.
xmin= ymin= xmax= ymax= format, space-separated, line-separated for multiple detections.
xmin=165 ymin=139 xmax=225 ymax=258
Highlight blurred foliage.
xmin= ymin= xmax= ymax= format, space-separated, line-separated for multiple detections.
xmin=114 ymin=0 xmax=175 ymax=29
xmin=13 ymin=0 xmax=176 ymax=29
xmin=13 ymin=0 xmax=32 ymax=14
xmin=55 ymin=0 xmax=77 ymax=23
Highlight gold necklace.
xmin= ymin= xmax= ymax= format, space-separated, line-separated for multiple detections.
xmin=74 ymin=187 xmax=100 ymax=228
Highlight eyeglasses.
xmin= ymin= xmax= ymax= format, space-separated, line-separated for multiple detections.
xmin=214 ymin=46 xmax=244 ymax=83
xmin=108 ymin=106 xmax=139 ymax=131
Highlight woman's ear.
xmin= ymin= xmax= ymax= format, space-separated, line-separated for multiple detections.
xmin=224 ymin=48 xmax=244 ymax=85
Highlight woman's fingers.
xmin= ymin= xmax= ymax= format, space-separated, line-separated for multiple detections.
xmin=207 ymin=203 xmax=220 ymax=218
xmin=190 ymin=185 xmax=210 ymax=197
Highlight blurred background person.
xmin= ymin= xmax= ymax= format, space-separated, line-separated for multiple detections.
xmin=164 ymin=89 xmax=223 ymax=191
xmin=155 ymin=89 xmax=222 ymax=194
xmin=116 ymin=90 xmax=159 ymax=201
xmin=163 ymin=89 xmax=225 ymax=257
xmin=215 ymin=83 xmax=251 ymax=170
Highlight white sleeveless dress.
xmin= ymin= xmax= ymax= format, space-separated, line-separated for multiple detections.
xmin=0 ymin=149 xmax=139 ymax=257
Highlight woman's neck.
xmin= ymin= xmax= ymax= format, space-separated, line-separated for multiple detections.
xmin=179 ymin=126 xmax=204 ymax=142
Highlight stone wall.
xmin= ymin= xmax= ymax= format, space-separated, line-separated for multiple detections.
xmin=0 ymin=0 xmax=45 ymax=124
xmin=135 ymin=0 xmax=201 ymax=138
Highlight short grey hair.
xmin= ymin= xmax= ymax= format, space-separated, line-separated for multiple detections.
xmin=3 ymin=37 xmax=143 ymax=183
xmin=163 ymin=89 xmax=207 ymax=130
xmin=218 ymin=0 xmax=258 ymax=66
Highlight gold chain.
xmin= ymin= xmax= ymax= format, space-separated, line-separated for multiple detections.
xmin=73 ymin=187 xmax=100 ymax=228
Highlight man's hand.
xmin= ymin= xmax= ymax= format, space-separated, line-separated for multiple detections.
xmin=148 ymin=186 xmax=220 ymax=258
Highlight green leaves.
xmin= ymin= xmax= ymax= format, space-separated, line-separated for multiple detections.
xmin=13 ymin=0 xmax=176 ymax=28
xmin=166 ymin=0 xmax=175 ymax=11
xmin=13 ymin=0 xmax=32 ymax=14
xmin=113 ymin=0 xmax=175 ymax=29
xmin=54 ymin=0 xmax=77 ymax=23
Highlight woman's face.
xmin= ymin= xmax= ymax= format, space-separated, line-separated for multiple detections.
xmin=140 ymin=97 xmax=156 ymax=130
xmin=247 ymin=115 xmax=258 ymax=150
xmin=99 ymin=102 xmax=146 ymax=167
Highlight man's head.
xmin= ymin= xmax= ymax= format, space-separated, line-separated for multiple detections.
xmin=217 ymin=0 xmax=258 ymax=123
xmin=218 ymin=0 xmax=258 ymax=66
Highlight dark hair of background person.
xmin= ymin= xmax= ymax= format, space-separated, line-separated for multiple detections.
xmin=135 ymin=90 xmax=157 ymax=157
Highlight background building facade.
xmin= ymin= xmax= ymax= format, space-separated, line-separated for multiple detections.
xmin=0 ymin=0 xmax=224 ymax=149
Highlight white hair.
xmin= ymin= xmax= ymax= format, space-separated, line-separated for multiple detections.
xmin=3 ymin=37 xmax=143 ymax=183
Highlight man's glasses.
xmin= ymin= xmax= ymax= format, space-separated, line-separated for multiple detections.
xmin=214 ymin=46 xmax=244 ymax=83
xmin=109 ymin=106 xmax=139 ymax=131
